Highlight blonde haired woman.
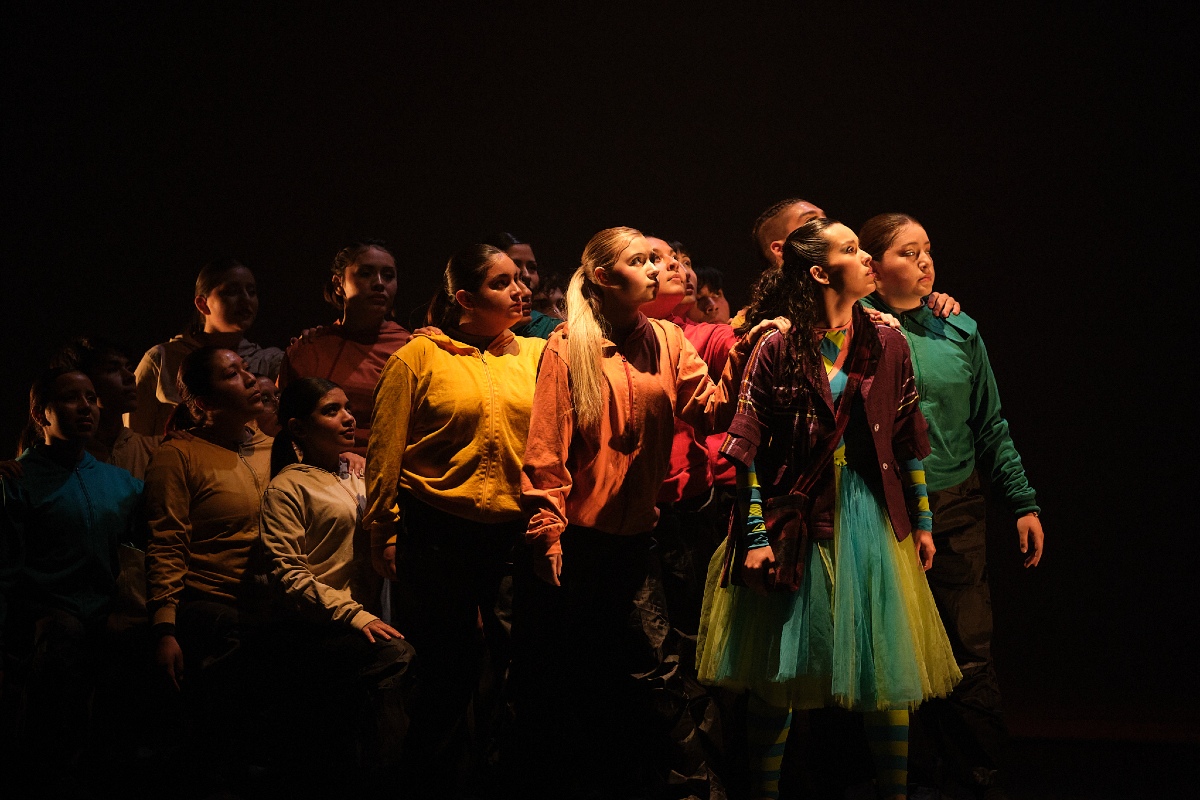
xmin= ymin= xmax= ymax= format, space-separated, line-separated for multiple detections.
xmin=519 ymin=226 xmax=780 ymax=799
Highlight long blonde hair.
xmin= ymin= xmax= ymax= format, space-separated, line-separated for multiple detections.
xmin=566 ymin=226 xmax=643 ymax=431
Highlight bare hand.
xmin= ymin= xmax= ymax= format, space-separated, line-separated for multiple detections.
xmin=864 ymin=307 xmax=902 ymax=329
xmin=926 ymin=292 xmax=961 ymax=318
xmin=746 ymin=315 xmax=791 ymax=340
xmin=741 ymin=545 xmax=777 ymax=595
xmin=156 ymin=635 xmax=185 ymax=691
xmin=372 ymin=545 xmax=397 ymax=581
xmin=0 ymin=459 xmax=23 ymax=481
xmin=413 ymin=325 xmax=444 ymax=337
xmin=533 ymin=552 xmax=563 ymax=587
xmin=913 ymin=529 xmax=936 ymax=571
xmin=362 ymin=618 xmax=405 ymax=643
xmin=290 ymin=325 xmax=329 ymax=346
xmin=341 ymin=452 xmax=366 ymax=478
xmin=1017 ymin=513 xmax=1044 ymax=567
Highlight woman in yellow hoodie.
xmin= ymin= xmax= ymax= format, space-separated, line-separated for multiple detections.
xmin=365 ymin=243 xmax=543 ymax=797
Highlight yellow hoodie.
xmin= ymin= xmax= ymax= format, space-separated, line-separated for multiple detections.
xmin=365 ymin=330 xmax=545 ymax=550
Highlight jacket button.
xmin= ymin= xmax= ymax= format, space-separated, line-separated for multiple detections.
xmin=881 ymin=462 xmax=889 ymax=470
xmin=873 ymin=423 xmax=880 ymax=432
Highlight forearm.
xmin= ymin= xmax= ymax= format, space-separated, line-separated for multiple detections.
xmin=900 ymin=458 xmax=933 ymax=533
xmin=737 ymin=461 xmax=769 ymax=550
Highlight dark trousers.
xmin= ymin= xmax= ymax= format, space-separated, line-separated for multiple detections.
xmin=261 ymin=618 xmax=414 ymax=793
xmin=911 ymin=472 xmax=1010 ymax=795
xmin=509 ymin=526 xmax=725 ymax=800
xmin=655 ymin=486 xmax=735 ymax=666
xmin=391 ymin=496 xmax=523 ymax=799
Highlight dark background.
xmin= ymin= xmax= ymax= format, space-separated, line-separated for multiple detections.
xmin=2 ymin=3 xmax=1195 ymax=741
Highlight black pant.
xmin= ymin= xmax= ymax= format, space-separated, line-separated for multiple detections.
xmin=392 ymin=496 xmax=524 ymax=799
xmin=655 ymin=486 xmax=734 ymax=663
xmin=261 ymin=618 xmax=414 ymax=792
xmin=911 ymin=472 xmax=1010 ymax=795
xmin=509 ymin=526 xmax=725 ymax=800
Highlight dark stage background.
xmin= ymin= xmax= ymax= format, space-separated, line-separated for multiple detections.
xmin=3 ymin=3 xmax=1195 ymax=745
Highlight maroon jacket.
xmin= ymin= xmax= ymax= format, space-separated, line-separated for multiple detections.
xmin=721 ymin=302 xmax=931 ymax=543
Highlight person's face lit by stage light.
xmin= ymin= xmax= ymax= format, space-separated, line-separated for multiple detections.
xmin=506 ymin=243 xmax=540 ymax=294
xmin=814 ymin=223 xmax=875 ymax=300
xmin=337 ymin=246 xmax=397 ymax=321
xmin=870 ymin=222 xmax=934 ymax=310
xmin=87 ymin=351 xmax=139 ymax=416
xmin=39 ymin=372 xmax=100 ymax=444
xmin=458 ymin=254 xmax=527 ymax=335
xmin=196 ymin=266 xmax=259 ymax=333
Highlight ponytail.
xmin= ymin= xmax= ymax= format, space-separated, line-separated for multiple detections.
xmin=565 ymin=266 xmax=608 ymax=431
xmin=566 ymin=226 xmax=643 ymax=432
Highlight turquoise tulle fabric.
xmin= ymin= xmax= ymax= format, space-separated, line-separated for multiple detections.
xmin=697 ymin=456 xmax=960 ymax=711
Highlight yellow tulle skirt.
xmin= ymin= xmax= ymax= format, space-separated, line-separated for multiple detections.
xmin=696 ymin=459 xmax=961 ymax=711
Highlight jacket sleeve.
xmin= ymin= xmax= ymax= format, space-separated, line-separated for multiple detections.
xmin=968 ymin=334 xmax=1038 ymax=515
xmin=675 ymin=321 xmax=759 ymax=437
xmin=365 ymin=352 xmax=418 ymax=551
xmin=260 ymin=483 xmax=376 ymax=631
xmin=521 ymin=343 xmax=574 ymax=557
xmin=719 ymin=331 xmax=779 ymax=469
xmin=889 ymin=329 xmax=932 ymax=462
xmin=129 ymin=347 xmax=164 ymax=436
xmin=143 ymin=444 xmax=193 ymax=626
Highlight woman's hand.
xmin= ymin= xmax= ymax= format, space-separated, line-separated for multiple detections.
xmin=0 ymin=459 xmax=23 ymax=481
xmin=372 ymin=545 xmax=397 ymax=581
xmin=533 ymin=552 xmax=563 ymax=587
xmin=156 ymin=635 xmax=185 ymax=691
xmin=864 ymin=307 xmax=902 ymax=329
xmin=746 ymin=316 xmax=792 ymax=340
xmin=1017 ymin=513 xmax=1044 ymax=568
xmin=290 ymin=325 xmax=329 ymax=346
xmin=926 ymin=292 xmax=961 ymax=318
xmin=413 ymin=325 xmax=444 ymax=337
xmin=340 ymin=452 xmax=366 ymax=478
xmin=741 ymin=545 xmax=777 ymax=595
xmin=362 ymin=619 xmax=405 ymax=643
xmin=913 ymin=530 xmax=936 ymax=571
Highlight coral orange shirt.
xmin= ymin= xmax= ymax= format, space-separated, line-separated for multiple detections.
xmin=522 ymin=315 xmax=743 ymax=556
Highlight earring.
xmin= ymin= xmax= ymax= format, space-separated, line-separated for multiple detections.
xmin=292 ymin=440 xmax=304 ymax=463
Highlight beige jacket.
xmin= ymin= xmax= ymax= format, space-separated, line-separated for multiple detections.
xmin=260 ymin=464 xmax=380 ymax=631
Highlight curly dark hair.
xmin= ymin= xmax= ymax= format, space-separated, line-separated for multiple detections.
xmin=737 ymin=217 xmax=839 ymax=402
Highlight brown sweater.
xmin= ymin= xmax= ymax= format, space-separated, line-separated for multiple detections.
xmin=144 ymin=429 xmax=272 ymax=626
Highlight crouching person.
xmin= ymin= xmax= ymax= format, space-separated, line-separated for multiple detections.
xmin=259 ymin=377 xmax=413 ymax=792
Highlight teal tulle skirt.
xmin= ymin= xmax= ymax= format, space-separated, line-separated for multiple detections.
xmin=696 ymin=457 xmax=961 ymax=711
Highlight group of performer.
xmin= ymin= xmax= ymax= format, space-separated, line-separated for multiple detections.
xmin=0 ymin=198 xmax=1043 ymax=800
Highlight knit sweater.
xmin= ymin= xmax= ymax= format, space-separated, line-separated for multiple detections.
xmin=144 ymin=428 xmax=272 ymax=625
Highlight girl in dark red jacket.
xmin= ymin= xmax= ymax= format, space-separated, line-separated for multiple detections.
xmin=697 ymin=218 xmax=961 ymax=800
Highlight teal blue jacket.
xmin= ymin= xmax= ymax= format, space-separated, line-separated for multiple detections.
xmin=862 ymin=295 xmax=1038 ymax=515
xmin=1 ymin=448 xmax=143 ymax=647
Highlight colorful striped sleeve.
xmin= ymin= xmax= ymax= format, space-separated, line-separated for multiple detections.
xmin=736 ymin=461 xmax=770 ymax=550
xmin=901 ymin=458 xmax=933 ymax=533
